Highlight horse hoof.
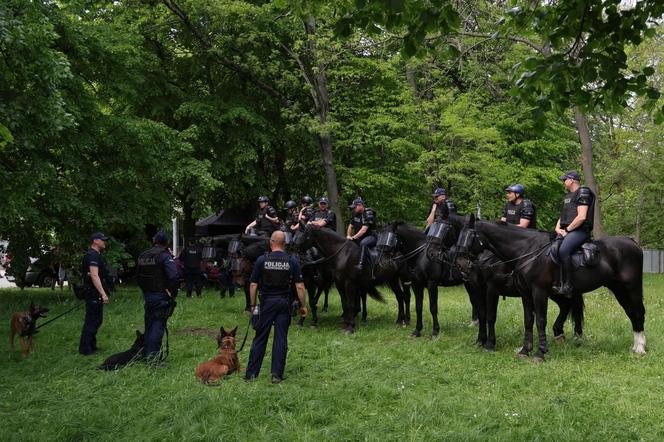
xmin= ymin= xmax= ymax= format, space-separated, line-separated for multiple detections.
xmin=554 ymin=334 xmax=565 ymax=343
xmin=516 ymin=352 xmax=529 ymax=360
xmin=431 ymin=334 xmax=440 ymax=340
xmin=532 ymin=355 xmax=545 ymax=363
xmin=322 ymin=308 xmax=328 ymax=313
xmin=484 ymin=347 xmax=495 ymax=353
xmin=410 ymin=331 xmax=422 ymax=338
xmin=468 ymin=320 xmax=479 ymax=327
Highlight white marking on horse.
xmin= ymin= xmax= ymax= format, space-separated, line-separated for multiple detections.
xmin=632 ymin=331 xmax=646 ymax=354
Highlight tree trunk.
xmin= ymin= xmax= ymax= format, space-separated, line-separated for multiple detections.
xmin=182 ymin=197 xmax=196 ymax=241
xmin=635 ymin=189 xmax=645 ymax=245
xmin=304 ymin=16 xmax=345 ymax=234
xmin=573 ymin=106 xmax=605 ymax=238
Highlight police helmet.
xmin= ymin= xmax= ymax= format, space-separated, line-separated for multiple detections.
xmin=319 ymin=196 xmax=329 ymax=205
xmin=348 ymin=198 xmax=365 ymax=209
xmin=432 ymin=187 xmax=447 ymax=197
xmin=258 ymin=195 xmax=269 ymax=203
xmin=302 ymin=195 xmax=313 ymax=205
xmin=505 ymin=184 xmax=524 ymax=195
xmin=285 ymin=200 xmax=297 ymax=210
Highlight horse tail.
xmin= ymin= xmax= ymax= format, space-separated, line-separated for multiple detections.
xmin=571 ymin=294 xmax=584 ymax=333
xmin=367 ymin=286 xmax=386 ymax=303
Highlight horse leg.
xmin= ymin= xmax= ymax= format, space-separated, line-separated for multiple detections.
xmin=402 ymin=281 xmax=411 ymax=325
xmin=467 ymin=285 xmax=479 ymax=326
xmin=607 ymin=281 xmax=646 ymax=354
xmin=361 ymin=291 xmax=368 ymax=323
xmin=428 ymin=282 xmax=440 ymax=338
xmin=322 ymin=288 xmax=329 ymax=313
xmin=532 ymin=291 xmax=549 ymax=362
xmin=550 ymin=294 xmax=570 ymax=341
xmin=389 ymin=279 xmax=405 ymax=325
xmin=571 ymin=294 xmax=584 ymax=338
xmin=518 ymin=295 xmax=534 ymax=358
xmin=243 ymin=281 xmax=251 ymax=312
xmin=412 ymin=284 xmax=424 ymax=337
xmin=485 ymin=287 xmax=499 ymax=352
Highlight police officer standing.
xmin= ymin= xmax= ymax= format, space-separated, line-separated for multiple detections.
xmin=310 ymin=196 xmax=337 ymax=231
xmin=179 ymin=238 xmax=203 ymax=297
xmin=245 ymin=231 xmax=307 ymax=384
xmin=245 ymin=196 xmax=280 ymax=236
xmin=346 ymin=198 xmax=377 ymax=271
xmin=500 ymin=184 xmax=537 ymax=229
xmin=136 ymin=230 xmax=179 ymax=362
xmin=426 ymin=187 xmax=457 ymax=226
xmin=554 ymin=171 xmax=595 ymax=296
xmin=79 ymin=232 xmax=110 ymax=356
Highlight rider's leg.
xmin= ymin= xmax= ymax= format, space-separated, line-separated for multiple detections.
xmin=355 ymin=236 xmax=377 ymax=271
xmin=555 ymin=230 xmax=589 ymax=297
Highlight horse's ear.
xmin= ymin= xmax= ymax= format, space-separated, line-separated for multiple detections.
xmin=230 ymin=326 xmax=238 ymax=337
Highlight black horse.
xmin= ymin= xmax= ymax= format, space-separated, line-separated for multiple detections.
xmin=288 ymin=242 xmax=335 ymax=327
xmin=293 ymin=224 xmax=385 ymax=333
xmin=452 ymin=220 xmax=584 ymax=351
xmin=456 ymin=215 xmax=646 ymax=360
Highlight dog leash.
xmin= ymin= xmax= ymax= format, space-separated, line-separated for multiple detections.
xmin=237 ymin=315 xmax=253 ymax=353
xmin=32 ymin=302 xmax=85 ymax=333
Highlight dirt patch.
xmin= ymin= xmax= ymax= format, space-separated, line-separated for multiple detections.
xmin=174 ymin=327 xmax=219 ymax=337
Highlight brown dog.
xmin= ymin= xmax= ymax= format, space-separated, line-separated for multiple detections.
xmin=195 ymin=326 xmax=240 ymax=384
xmin=9 ymin=302 xmax=49 ymax=356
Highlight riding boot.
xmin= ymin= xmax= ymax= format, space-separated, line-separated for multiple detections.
xmin=355 ymin=246 xmax=367 ymax=271
xmin=557 ymin=256 xmax=574 ymax=297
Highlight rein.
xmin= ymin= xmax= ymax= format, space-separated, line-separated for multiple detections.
xmin=392 ymin=244 xmax=426 ymax=262
xmin=301 ymin=240 xmax=350 ymax=267
xmin=237 ymin=314 xmax=252 ymax=352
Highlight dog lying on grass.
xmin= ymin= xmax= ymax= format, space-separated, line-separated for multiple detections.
xmin=9 ymin=303 xmax=49 ymax=357
xmin=98 ymin=330 xmax=145 ymax=370
xmin=195 ymin=326 xmax=240 ymax=384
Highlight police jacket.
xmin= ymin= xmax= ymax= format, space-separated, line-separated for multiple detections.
xmin=433 ymin=200 xmax=457 ymax=222
xmin=256 ymin=206 xmax=279 ymax=234
xmin=136 ymin=246 xmax=179 ymax=295
xmin=180 ymin=245 xmax=202 ymax=270
xmin=80 ymin=248 xmax=109 ymax=299
xmin=350 ymin=208 xmax=377 ymax=236
xmin=312 ymin=208 xmax=337 ymax=231
xmin=560 ymin=187 xmax=594 ymax=231
xmin=284 ymin=211 xmax=299 ymax=229
xmin=503 ymin=198 xmax=537 ymax=229
xmin=250 ymin=251 xmax=303 ymax=298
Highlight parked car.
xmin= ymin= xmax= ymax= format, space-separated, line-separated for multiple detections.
xmin=5 ymin=252 xmax=57 ymax=288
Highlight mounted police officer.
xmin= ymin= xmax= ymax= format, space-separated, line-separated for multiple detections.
xmin=500 ymin=184 xmax=537 ymax=229
xmin=346 ymin=198 xmax=377 ymax=271
xmin=179 ymin=238 xmax=203 ymax=297
xmin=79 ymin=232 xmax=110 ymax=356
xmin=426 ymin=187 xmax=457 ymax=227
xmin=245 ymin=231 xmax=307 ymax=384
xmin=245 ymin=196 xmax=280 ymax=237
xmin=310 ymin=196 xmax=337 ymax=231
xmin=284 ymin=200 xmax=300 ymax=233
xmin=554 ymin=171 xmax=595 ymax=296
xmin=298 ymin=195 xmax=314 ymax=223
xmin=136 ymin=230 xmax=179 ymax=362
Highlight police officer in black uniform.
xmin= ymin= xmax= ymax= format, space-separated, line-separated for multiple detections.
xmin=136 ymin=230 xmax=179 ymax=361
xmin=298 ymin=195 xmax=314 ymax=223
xmin=179 ymin=238 xmax=203 ymax=297
xmin=245 ymin=196 xmax=280 ymax=236
xmin=310 ymin=196 xmax=337 ymax=231
xmin=346 ymin=198 xmax=377 ymax=271
xmin=500 ymin=184 xmax=537 ymax=229
xmin=554 ymin=171 xmax=595 ymax=296
xmin=79 ymin=232 xmax=111 ymax=355
xmin=284 ymin=200 xmax=300 ymax=232
xmin=245 ymin=231 xmax=307 ymax=384
xmin=426 ymin=187 xmax=457 ymax=226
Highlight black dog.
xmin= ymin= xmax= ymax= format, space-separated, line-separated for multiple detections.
xmin=97 ymin=330 xmax=145 ymax=370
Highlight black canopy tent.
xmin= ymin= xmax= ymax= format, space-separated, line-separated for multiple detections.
xmin=195 ymin=209 xmax=251 ymax=236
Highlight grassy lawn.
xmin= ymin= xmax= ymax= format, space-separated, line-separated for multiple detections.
xmin=1 ymin=275 xmax=664 ymax=441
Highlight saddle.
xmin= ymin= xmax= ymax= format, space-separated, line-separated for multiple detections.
xmin=548 ymin=240 xmax=600 ymax=269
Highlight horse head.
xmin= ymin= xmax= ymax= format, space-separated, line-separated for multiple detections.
xmin=453 ymin=214 xmax=485 ymax=275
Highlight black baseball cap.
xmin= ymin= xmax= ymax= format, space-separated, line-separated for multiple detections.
xmin=153 ymin=229 xmax=169 ymax=246
xmin=90 ymin=232 xmax=109 ymax=242
xmin=559 ymin=171 xmax=581 ymax=181
xmin=348 ymin=198 xmax=365 ymax=209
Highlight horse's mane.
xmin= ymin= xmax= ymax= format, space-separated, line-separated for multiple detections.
xmin=308 ymin=224 xmax=347 ymax=242
xmin=241 ymin=240 xmax=269 ymax=261
xmin=387 ymin=221 xmax=425 ymax=239
xmin=478 ymin=220 xmax=555 ymax=241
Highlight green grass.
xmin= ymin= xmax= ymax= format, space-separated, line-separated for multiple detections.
xmin=2 ymin=276 xmax=664 ymax=441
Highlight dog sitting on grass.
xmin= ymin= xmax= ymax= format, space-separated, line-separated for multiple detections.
xmin=9 ymin=303 xmax=49 ymax=357
xmin=195 ymin=326 xmax=240 ymax=384
xmin=98 ymin=330 xmax=145 ymax=370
